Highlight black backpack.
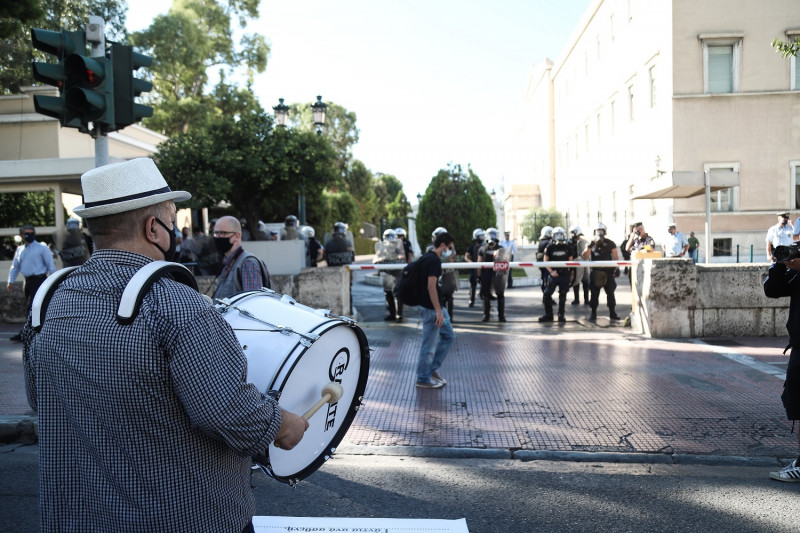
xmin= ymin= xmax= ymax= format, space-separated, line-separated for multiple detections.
xmin=393 ymin=256 xmax=426 ymax=306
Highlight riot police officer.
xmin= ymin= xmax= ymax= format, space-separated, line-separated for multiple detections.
xmin=582 ymin=222 xmax=621 ymax=321
xmin=478 ymin=228 xmax=509 ymax=322
xmin=374 ymin=228 xmax=406 ymax=321
xmin=323 ymin=222 xmax=355 ymax=266
xmin=537 ymin=226 xmax=553 ymax=292
xmin=395 ymin=227 xmax=413 ymax=263
xmin=540 ymin=226 xmax=574 ymax=323
xmin=569 ymin=225 xmax=590 ymax=306
xmin=464 ymin=228 xmax=484 ymax=307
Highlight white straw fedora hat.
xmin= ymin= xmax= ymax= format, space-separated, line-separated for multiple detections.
xmin=73 ymin=158 xmax=191 ymax=218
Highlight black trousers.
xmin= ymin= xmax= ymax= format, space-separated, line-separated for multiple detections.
xmin=23 ymin=274 xmax=47 ymax=314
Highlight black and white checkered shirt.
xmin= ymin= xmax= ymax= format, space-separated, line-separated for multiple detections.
xmin=23 ymin=249 xmax=282 ymax=532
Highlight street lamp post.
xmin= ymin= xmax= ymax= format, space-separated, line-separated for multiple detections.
xmin=273 ymin=96 xmax=326 ymax=225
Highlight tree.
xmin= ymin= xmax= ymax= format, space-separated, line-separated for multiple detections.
xmin=288 ymin=100 xmax=359 ymax=179
xmin=520 ymin=207 xmax=564 ymax=243
xmin=130 ymin=0 xmax=269 ymax=134
xmin=0 ymin=0 xmax=127 ymax=94
xmin=154 ymin=110 xmax=337 ymax=239
xmin=345 ymin=160 xmax=378 ymax=225
xmin=0 ymin=191 xmax=57 ymax=228
xmin=773 ymin=37 xmax=800 ymax=58
xmin=386 ymin=190 xmax=412 ymax=230
xmin=416 ymin=163 xmax=495 ymax=252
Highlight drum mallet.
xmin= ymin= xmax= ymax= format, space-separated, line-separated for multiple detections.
xmin=301 ymin=382 xmax=344 ymax=421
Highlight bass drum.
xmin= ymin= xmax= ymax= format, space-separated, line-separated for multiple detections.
xmin=217 ymin=290 xmax=370 ymax=486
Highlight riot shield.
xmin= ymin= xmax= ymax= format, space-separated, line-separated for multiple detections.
xmin=492 ymin=245 xmax=512 ymax=293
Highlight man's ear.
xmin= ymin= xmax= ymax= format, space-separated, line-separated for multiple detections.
xmin=143 ymin=215 xmax=160 ymax=245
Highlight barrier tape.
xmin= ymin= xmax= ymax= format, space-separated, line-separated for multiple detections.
xmin=348 ymin=261 xmax=632 ymax=271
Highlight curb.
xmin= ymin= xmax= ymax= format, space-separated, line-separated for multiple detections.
xmin=0 ymin=415 xmax=37 ymax=445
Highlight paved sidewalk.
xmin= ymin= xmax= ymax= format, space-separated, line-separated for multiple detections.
xmin=2 ymin=272 xmax=796 ymax=463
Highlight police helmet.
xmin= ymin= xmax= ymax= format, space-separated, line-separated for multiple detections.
xmin=383 ymin=229 xmax=397 ymax=241
xmin=431 ymin=226 xmax=447 ymax=240
xmin=301 ymin=225 xmax=315 ymax=238
xmin=333 ymin=222 xmax=347 ymax=234
xmin=540 ymin=225 xmax=553 ymax=239
xmin=486 ymin=227 xmax=500 ymax=243
xmin=472 ymin=228 xmax=485 ymax=241
xmin=568 ymin=225 xmax=582 ymax=237
xmin=395 ymin=227 xmax=406 ymax=237
xmin=594 ymin=222 xmax=607 ymax=237
xmin=66 ymin=217 xmax=80 ymax=230
xmin=285 ymin=215 xmax=298 ymax=227
xmin=552 ymin=227 xmax=567 ymax=242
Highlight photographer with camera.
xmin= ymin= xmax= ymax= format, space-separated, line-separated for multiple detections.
xmin=767 ymin=212 xmax=795 ymax=262
xmin=763 ymin=242 xmax=800 ymax=482
xmin=624 ymin=222 xmax=655 ymax=255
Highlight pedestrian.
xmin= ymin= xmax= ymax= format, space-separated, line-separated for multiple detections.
xmin=687 ymin=231 xmax=700 ymax=263
xmin=500 ymin=230 xmax=517 ymax=288
xmin=478 ymin=228 xmax=508 ymax=322
xmin=568 ymin=225 xmax=589 ymax=305
xmin=625 ymin=221 xmax=656 ymax=255
xmin=58 ymin=217 xmax=92 ymax=267
xmin=582 ymin=222 xmax=621 ymax=321
xmin=539 ymin=226 xmax=575 ymax=323
xmin=211 ymin=215 xmax=272 ymax=300
xmin=464 ymin=228 xmax=484 ymax=307
xmin=663 ymin=223 xmax=690 ymax=258
xmin=536 ymin=226 xmax=553 ymax=292
xmin=22 ymin=157 xmax=308 ymax=530
xmin=415 ymin=231 xmax=456 ymax=389
xmin=6 ymin=224 xmax=56 ymax=342
xmin=763 ymin=250 xmax=800 ymax=482
xmin=323 ymin=222 xmax=355 ymax=266
xmin=767 ymin=212 xmax=794 ymax=262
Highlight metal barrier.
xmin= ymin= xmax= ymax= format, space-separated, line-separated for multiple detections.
xmin=348 ymin=261 xmax=632 ymax=271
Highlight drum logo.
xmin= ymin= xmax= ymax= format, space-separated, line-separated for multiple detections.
xmin=325 ymin=348 xmax=350 ymax=431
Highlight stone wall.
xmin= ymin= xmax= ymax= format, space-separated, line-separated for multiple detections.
xmin=1 ymin=266 xmax=351 ymax=324
xmin=631 ymin=259 xmax=788 ymax=338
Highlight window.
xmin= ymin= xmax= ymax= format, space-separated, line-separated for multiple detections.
xmin=649 ymin=65 xmax=657 ymax=107
xmin=713 ymin=238 xmax=732 ymax=257
xmin=793 ymin=162 xmax=800 ymax=209
xmin=701 ymin=35 xmax=742 ymax=94
xmin=710 ymin=188 xmax=735 ymax=212
xmin=628 ymin=84 xmax=635 ymax=121
xmin=792 ymin=54 xmax=800 ymax=90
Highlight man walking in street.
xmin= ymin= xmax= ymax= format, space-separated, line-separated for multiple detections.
xmin=212 ymin=215 xmax=271 ymax=300
xmin=663 ymin=223 xmax=689 ymax=258
xmin=500 ymin=230 xmax=517 ymax=288
xmin=6 ymin=225 xmax=55 ymax=342
xmin=416 ymin=231 xmax=456 ymax=389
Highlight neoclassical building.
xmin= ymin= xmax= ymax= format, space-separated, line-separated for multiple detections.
xmin=522 ymin=0 xmax=800 ymax=261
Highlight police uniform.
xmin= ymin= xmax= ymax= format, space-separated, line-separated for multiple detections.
xmin=586 ymin=237 xmax=620 ymax=320
xmin=540 ymin=239 xmax=575 ymax=322
xmin=536 ymin=237 xmax=552 ymax=292
xmin=466 ymin=238 xmax=483 ymax=306
xmin=478 ymin=241 xmax=506 ymax=322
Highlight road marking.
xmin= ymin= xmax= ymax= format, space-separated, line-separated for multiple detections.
xmin=690 ymin=339 xmax=785 ymax=380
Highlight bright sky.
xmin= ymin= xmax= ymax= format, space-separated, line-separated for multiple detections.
xmin=127 ymin=0 xmax=591 ymax=199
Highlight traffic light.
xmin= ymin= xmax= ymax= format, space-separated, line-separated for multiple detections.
xmin=112 ymin=43 xmax=153 ymax=130
xmin=30 ymin=28 xmax=87 ymax=128
xmin=64 ymin=53 xmax=114 ymax=126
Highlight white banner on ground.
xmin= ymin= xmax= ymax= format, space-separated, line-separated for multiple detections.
xmin=253 ymin=516 xmax=469 ymax=532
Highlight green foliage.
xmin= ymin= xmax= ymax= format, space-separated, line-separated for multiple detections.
xmin=130 ymin=0 xmax=269 ymax=134
xmin=0 ymin=0 xmax=127 ymax=94
xmin=520 ymin=207 xmax=564 ymax=243
xmin=772 ymin=37 xmax=800 ymax=58
xmin=416 ymin=163 xmax=495 ymax=252
xmin=386 ymin=190 xmax=412 ymax=229
xmin=155 ymin=109 xmax=337 ymax=239
xmin=0 ymin=191 xmax=56 ymax=227
xmin=288 ymin=100 xmax=359 ymax=179
xmin=318 ymin=190 xmax=360 ymax=235
xmin=345 ymin=160 xmax=378 ymax=224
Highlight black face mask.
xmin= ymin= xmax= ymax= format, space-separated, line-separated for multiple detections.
xmin=154 ymin=218 xmax=177 ymax=262
xmin=214 ymin=236 xmax=234 ymax=255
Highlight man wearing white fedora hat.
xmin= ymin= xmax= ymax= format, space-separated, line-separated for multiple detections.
xmin=22 ymin=158 xmax=307 ymax=532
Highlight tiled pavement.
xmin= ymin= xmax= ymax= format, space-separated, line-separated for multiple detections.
xmin=1 ymin=272 xmax=796 ymax=460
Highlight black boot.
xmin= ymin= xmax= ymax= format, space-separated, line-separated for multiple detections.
xmin=572 ymin=285 xmax=580 ymax=305
xmin=482 ymin=297 xmax=491 ymax=322
xmin=589 ymin=307 xmax=597 ymax=321
xmin=384 ymin=290 xmax=397 ymax=321
xmin=583 ymin=284 xmax=590 ymax=306
xmin=609 ymin=305 xmax=620 ymax=320
xmin=397 ymin=301 xmax=404 ymax=321
xmin=498 ymin=295 xmax=506 ymax=322
xmin=469 ymin=285 xmax=476 ymax=307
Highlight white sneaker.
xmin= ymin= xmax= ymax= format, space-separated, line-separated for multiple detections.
xmin=416 ymin=379 xmax=444 ymax=389
xmin=769 ymin=459 xmax=800 ymax=482
xmin=431 ymin=371 xmax=447 ymax=385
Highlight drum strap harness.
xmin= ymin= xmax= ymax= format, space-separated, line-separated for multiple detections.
xmin=32 ymin=261 xmax=199 ymax=331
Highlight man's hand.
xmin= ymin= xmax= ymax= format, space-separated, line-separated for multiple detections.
xmin=273 ymin=410 xmax=309 ymax=450
xmin=5 ymin=283 xmax=12 ymax=294
xmin=435 ymin=309 xmax=444 ymax=327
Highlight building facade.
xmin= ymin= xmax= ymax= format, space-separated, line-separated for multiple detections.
xmin=524 ymin=0 xmax=800 ymax=261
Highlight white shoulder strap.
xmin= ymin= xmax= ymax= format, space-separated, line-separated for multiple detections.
xmin=116 ymin=261 xmax=198 ymax=325
xmin=31 ymin=267 xmax=80 ymax=330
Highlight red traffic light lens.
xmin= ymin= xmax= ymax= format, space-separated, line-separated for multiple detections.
xmin=86 ymin=70 xmax=96 ymax=84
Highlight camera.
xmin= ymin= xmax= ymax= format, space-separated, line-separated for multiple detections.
xmin=774 ymin=243 xmax=800 ymax=262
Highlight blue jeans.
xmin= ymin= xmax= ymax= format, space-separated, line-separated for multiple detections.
xmin=417 ymin=307 xmax=455 ymax=382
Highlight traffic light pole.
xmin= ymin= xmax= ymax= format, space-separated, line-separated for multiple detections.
xmin=87 ymin=16 xmax=108 ymax=167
